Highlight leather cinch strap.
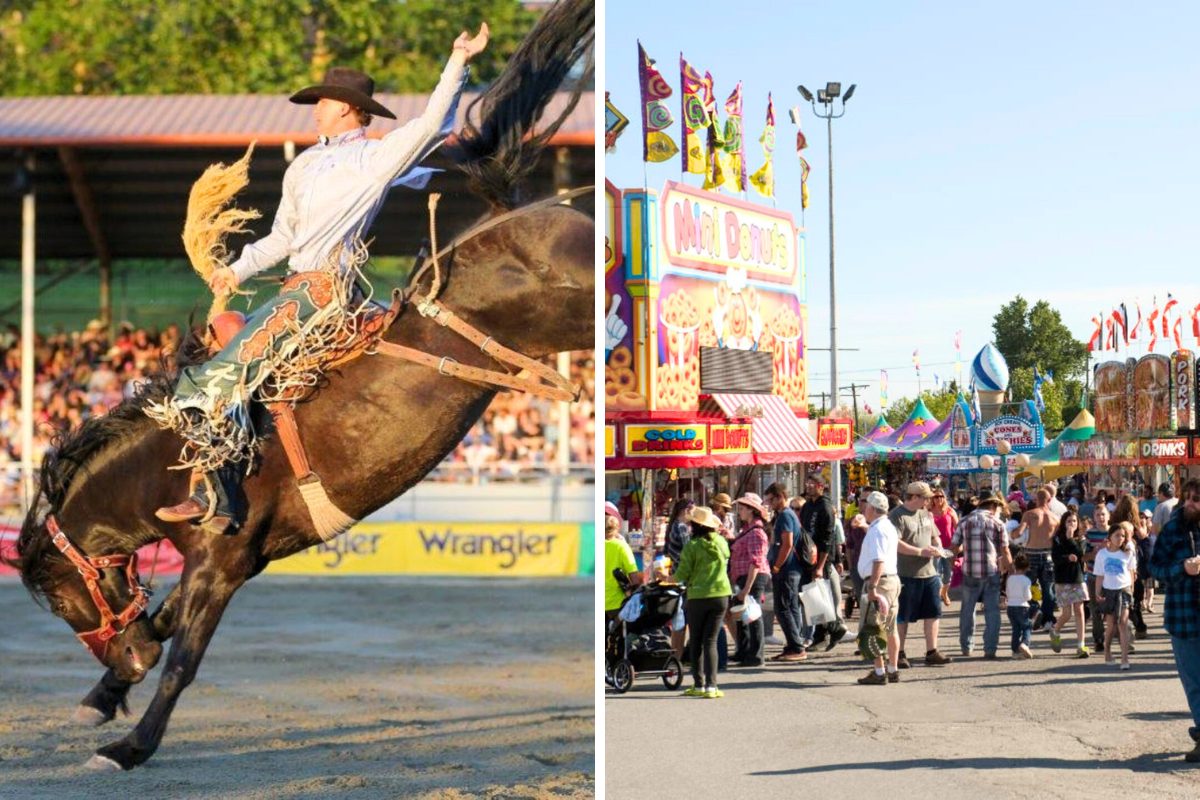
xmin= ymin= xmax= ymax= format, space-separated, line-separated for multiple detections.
xmin=373 ymin=301 xmax=578 ymax=402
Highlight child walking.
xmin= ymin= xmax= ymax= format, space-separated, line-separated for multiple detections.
xmin=1050 ymin=509 xmax=1090 ymax=658
xmin=1093 ymin=523 xmax=1136 ymax=670
xmin=1006 ymin=553 xmax=1034 ymax=659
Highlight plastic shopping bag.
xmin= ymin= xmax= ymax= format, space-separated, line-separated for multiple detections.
xmin=671 ymin=601 xmax=686 ymax=631
xmin=798 ymin=578 xmax=837 ymax=625
xmin=742 ymin=594 xmax=762 ymax=624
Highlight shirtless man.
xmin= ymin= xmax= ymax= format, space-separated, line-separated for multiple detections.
xmin=1013 ymin=487 xmax=1060 ymax=630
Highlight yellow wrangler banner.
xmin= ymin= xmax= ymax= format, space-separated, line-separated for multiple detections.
xmin=267 ymin=522 xmax=580 ymax=577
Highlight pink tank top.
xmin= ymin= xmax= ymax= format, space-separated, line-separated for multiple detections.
xmin=933 ymin=510 xmax=956 ymax=548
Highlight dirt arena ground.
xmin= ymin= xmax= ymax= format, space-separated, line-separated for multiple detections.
xmin=0 ymin=576 xmax=593 ymax=799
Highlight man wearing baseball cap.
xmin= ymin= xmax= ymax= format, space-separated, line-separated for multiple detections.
xmin=857 ymin=491 xmax=945 ymax=685
xmin=891 ymin=482 xmax=953 ymax=668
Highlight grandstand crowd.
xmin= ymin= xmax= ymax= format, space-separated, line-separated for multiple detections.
xmin=0 ymin=322 xmax=594 ymax=509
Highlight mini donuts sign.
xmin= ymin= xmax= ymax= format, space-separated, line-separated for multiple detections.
xmin=660 ymin=181 xmax=798 ymax=284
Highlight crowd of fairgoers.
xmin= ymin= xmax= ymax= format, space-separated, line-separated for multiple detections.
xmin=607 ymin=476 xmax=1175 ymax=687
xmin=0 ymin=323 xmax=594 ymax=509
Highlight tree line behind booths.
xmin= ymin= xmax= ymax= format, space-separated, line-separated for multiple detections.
xmin=0 ymin=0 xmax=542 ymax=96
xmin=881 ymin=296 xmax=1088 ymax=434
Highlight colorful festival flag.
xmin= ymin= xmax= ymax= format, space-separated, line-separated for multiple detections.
xmin=720 ymin=82 xmax=746 ymax=192
xmin=912 ymin=349 xmax=921 ymax=373
xmin=702 ymin=78 xmax=727 ymax=190
xmin=798 ymin=156 xmax=811 ymax=210
xmin=1129 ymin=302 xmax=1142 ymax=341
xmin=604 ymin=92 xmax=629 ymax=152
xmin=637 ymin=42 xmax=678 ymax=162
xmin=1087 ymin=313 xmax=1103 ymax=352
xmin=749 ymin=94 xmax=775 ymax=198
xmin=954 ymin=330 xmax=963 ymax=383
xmin=880 ymin=370 xmax=889 ymax=410
xmin=680 ymin=55 xmax=712 ymax=175
xmin=1163 ymin=293 xmax=1178 ymax=337
xmin=1191 ymin=301 xmax=1200 ymax=344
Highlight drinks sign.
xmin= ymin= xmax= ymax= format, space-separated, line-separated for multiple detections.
xmin=624 ymin=424 xmax=707 ymax=456
xmin=1140 ymin=437 xmax=1188 ymax=462
xmin=660 ymin=181 xmax=798 ymax=284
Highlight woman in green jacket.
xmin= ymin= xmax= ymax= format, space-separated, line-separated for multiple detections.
xmin=674 ymin=506 xmax=732 ymax=698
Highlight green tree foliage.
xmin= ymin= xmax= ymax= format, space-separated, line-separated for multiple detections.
xmin=992 ymin=296 xmax=1088 ymax=431
xmin=0 ymin=0 xmax=539 ymax=95
xmin=992 ymin=295 xmax=1088 ymax=381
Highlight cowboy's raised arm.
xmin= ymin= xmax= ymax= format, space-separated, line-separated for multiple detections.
xmin=369 ymin=23 xmax=490 ymax=184
xmin=224 ymin=163 xmax=301 ymax=287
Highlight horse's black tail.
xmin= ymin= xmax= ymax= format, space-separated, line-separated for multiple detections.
xmin=449 ymin=0 xmax=594 ymax=209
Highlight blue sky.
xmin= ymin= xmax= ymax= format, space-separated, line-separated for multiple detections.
xmin=603 ymin=0 xmax=1200 ymax=413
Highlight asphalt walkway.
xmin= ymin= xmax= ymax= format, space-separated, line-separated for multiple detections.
xmin=606 ymin=601 xmax=1200 ymax=799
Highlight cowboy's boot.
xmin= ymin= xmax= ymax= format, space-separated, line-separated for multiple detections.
xmin=155 ymin=466 xmax=244 ymax=534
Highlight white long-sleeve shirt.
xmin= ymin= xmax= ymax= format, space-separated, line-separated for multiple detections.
xmin=230 ymin=58 xmax=469 ymax=284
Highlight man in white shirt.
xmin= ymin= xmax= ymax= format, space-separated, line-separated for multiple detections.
xmin=857 ymin=491 xmax=941 ymax=685
xmin=153 ymin=24 xmax=490 ymax=531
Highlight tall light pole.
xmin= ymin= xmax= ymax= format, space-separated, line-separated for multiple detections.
xmin=798 ymin=81 xmax=855 ymax=511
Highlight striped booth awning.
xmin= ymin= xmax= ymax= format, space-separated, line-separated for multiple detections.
xmin=700 ymin=393 xmax=840 ymax=464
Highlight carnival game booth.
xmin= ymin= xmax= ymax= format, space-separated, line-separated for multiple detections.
xmin=1056 ymin=351 xmax=1200 ymax=495
xmin=852 ymin=399 xmax=949 ymax=493
xmin=603 ymin=179 xmax=852 ymax=555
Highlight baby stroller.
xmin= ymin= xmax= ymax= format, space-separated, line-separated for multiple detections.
xmin=605 ymin=573 xmax=685 ymax=693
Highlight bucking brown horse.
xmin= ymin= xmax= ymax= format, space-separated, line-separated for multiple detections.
xmin=4 ymin=0 xmax=593 ymax=771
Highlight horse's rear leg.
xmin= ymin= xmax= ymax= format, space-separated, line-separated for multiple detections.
xmin=73 ymin=584 xmax=182 ymax=727
xmin=88 ymin=558 xmax=247 ymax=771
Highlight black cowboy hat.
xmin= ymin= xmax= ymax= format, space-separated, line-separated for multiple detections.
xmin=289 ymin=67 xmax=397 ymax=120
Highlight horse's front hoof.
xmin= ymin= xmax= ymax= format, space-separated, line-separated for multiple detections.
xmin=71 ymin=705 xmax=111 ymax=728
xmin=84 ymin=754 xmax=123 ymax=772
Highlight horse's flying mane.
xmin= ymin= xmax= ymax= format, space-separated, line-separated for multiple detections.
xmin=448 ymin=0 xmax=594 ymax=209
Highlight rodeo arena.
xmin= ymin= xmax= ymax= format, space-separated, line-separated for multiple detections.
xmin=602 ymin=40 xmax=1200 ymax=799
xmin=0 ymin=2 xmax=596 ymax=797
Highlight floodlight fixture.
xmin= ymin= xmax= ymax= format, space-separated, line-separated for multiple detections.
xmin=843 ymin=84 xmax=856 ymax=102
xmin=825 ymin=82 xmax=841 ymax=98
xmin=797 ymin=84 xmax=813 ymax=102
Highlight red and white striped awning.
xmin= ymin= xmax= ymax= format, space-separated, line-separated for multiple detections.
xmin=699 ymin=393 xmax=829 ymax=464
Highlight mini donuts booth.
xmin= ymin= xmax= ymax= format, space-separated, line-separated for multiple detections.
xmin=602 ymin=179 xmax=853 ymax=559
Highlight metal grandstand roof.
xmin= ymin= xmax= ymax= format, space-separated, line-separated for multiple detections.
xmin=0 ymin=91 xmax=594 ymax=261
xmin=0 ymin=91 xmax=594 ymax=148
